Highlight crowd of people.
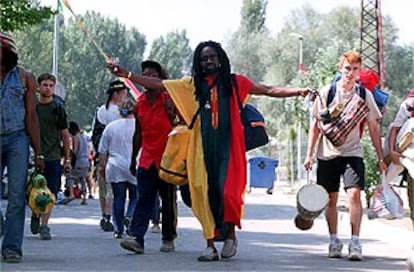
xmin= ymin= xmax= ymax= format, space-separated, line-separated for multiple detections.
xmin=0 ymin=29 xmax=412 ymax=266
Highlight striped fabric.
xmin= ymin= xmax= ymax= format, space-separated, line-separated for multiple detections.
xmin=321 ymin=94 xmax=369 ymax=146
xmin=0 ymin=32 xmax=17 ymax=54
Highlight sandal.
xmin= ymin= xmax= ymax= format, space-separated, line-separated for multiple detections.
xmin=197 ymin=247 xmax=219 ymax=261
xmin=221 ymin=239 xmax=237 ymax=259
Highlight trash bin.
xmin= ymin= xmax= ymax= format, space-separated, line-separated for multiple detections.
xmin=248 ymin=156 xmax=278 ymax=194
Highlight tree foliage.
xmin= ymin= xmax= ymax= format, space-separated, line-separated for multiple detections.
xmin=239 ymin=0 xmax=268 ymax=33
xmin=148 ymin=30 xmax=192 ymax=78
xmin=16 ymin=11 xmax=146 ymax=128
xmin=0 ymin=0 xmax=54 ymax=32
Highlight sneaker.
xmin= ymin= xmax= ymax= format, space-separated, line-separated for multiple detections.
xmin=197 ymin=247 xmax=219 ymax=262
xmin=151 ymin=224 xmax=161 ymax=233
xmin=160 ymin=240 xmax=175 ymax=252
xmin=221 ymin=239 xmax=237 ymax=259
xmin=113 ymin=231 xmax=123 ymax=239
xmin=120 ymin=239 xmax=144 ymax=254
xmin=2 ymin=252 xmax=22 ymax=263
xmin=39 ymin=225 xmax=51 ymax=240
xmin=30 ymin=214 xmax=40 ymax=235
xmin=102 ymin=221 xmax=114 ymax=232
xmin=348 ymin=242 xmax=363 ymax=261
xmin=328 ymin=239 xmax=343 ymax=258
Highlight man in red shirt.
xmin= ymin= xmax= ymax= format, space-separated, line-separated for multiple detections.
xmin=120 ymin=61 xmax=177 ymax=254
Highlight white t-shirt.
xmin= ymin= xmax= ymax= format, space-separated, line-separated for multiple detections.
xmin=96 ymin=103 xmax=121 ymax=125
xmin=383 ymin=97 xmax=414 ymax=156
xmin=98 ymin=118 xmax=136 ymax=184
xmin=312 ymin=82 xmax=382 ymax=159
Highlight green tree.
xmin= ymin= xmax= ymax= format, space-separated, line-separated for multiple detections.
xmin=148 ymin=30 xmax=192 ymax=78
xmin=239 ymin=0 xmax=268 ymax=34
xmin=16 ymin=11 xmax=146 ymax=128
xmin=227 ymin=0 xmax=269 ymax=82
xmin=0 ymin=0 xmax=54 ymax=32
xmin=60 ymin=11 xmax=146 ymax=127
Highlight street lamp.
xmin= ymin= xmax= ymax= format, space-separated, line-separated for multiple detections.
xmin=290 ymin=32 xmax=304 ymax=183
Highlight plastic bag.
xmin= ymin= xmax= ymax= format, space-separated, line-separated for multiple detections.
xmin=367 ymin=175 xmax=404 ymax=220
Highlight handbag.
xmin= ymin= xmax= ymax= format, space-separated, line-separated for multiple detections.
xmin=367 ymin=174 xmax=404 ymax=220
xmin=235 ymin=89 xmax=269 ymax=151
xmin=159 ymin=108 xmax=200 ymax=186
xmin=159 ymin=125 xmax=191 ymax=186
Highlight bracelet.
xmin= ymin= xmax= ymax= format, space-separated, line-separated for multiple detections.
xmin=36 ymin=154 xmax=44 ymax=160
xmin=379 ymin=159 xmax=384 ymax=163
xmin=65 ymin=159 xmax=71 ymax=163
xmin=127 ymin=71 xmax=132 ymax=79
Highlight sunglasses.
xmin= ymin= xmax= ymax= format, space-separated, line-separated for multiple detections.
xmin=41 ymin=83 xmax=55 ymax=87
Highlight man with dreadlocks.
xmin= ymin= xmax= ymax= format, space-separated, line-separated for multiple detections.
xmin=108 ymin=40 xmax=310 ymax=261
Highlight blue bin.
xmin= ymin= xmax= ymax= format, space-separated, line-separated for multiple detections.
xmin=248 ymin=157 xmax=278 ymax=192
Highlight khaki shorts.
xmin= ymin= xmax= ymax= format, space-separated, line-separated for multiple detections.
xmin=98 ymin=174 xmax=113 ymax=199
xmin=67 ymin=167 xmax=89 ymax=192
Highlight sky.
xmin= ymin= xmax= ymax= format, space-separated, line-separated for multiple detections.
xmin=39 ymin=0 xmax=413 ymax=52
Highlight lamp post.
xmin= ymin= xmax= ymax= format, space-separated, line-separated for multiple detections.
xmin=290 ymin=33 xmax=304 ymax=183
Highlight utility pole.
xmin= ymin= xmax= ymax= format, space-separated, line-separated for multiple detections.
xmin=290 ymin=32 xmax=304 ymax=182
xmin=360 ymin=0 xmax=385 ymax=89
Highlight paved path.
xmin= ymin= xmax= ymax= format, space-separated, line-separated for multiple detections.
xmin=1 ymin=183 xmax=412 ymax=271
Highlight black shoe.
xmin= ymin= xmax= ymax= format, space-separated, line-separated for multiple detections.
xmin=102 ymin=221 xmax=114 ymax=232
xmin=2 ymin=252 xmax=22 ymax=263
xmin=30 ymin=214 xmax=40 ymax=235
xmin=100 ymin=218 xmax=106 ymax=230
xmin=120 ymin=239 xmax=144 ymax=254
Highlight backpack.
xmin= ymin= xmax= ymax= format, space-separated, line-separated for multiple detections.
xmin=232 ymin=74 xmax=269 ymax=151
xmin=91 ymin=109 xmax=106 ymax=152
xmin=327 ymin=82 xmax=366 ymax=106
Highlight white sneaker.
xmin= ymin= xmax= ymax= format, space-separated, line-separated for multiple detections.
xmin=348 ymin=242 xmax=363 ymax=261
xmin=328 ymin=239 xmax=343 ymax=258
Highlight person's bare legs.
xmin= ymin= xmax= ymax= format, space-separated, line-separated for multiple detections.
xmin=325 ymin=192 xmax=339 ymax=235
xmin=347 ymin=187 xmax=362 ymax=236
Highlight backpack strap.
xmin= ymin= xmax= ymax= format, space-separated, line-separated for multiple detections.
xmin=327 ymin=83 xmax=366 ymax=107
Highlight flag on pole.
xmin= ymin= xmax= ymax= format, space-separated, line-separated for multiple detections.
xmin=299 ymin=63 xmax=307 ymax=75
xmin=60 ymin=0 xmax=141 ymax=99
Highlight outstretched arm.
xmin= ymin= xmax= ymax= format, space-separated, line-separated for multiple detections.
xmin=249 ymin=82 xmax=310 ymax=98
xmin=107 ymin=63 xmax=165 ymax=91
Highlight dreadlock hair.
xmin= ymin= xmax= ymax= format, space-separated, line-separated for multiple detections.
xmin=1 ymin=46 xmax=18 ymax=72
xmin=192 ymin=41 xmax=233 ymax=99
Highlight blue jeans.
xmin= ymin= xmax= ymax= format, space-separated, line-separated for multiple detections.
xmin=151 ymin=193 xmax=160 ymax=224
xmin=130 ymin=164 xmax=177 ymax=247
xmin=43 ymin=160 xmax=62 ymax=197
xmin=1 ymin=130 xmax=29 ymax=256
xmin=111 ymin=182 xmax=137 ymax=233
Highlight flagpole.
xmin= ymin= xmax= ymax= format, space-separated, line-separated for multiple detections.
xmin=52 ymin=15 xmax=59 ymax=81
xmin=52 ymin=1 xmax=61 ymax=81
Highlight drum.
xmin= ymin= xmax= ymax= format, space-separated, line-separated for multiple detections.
xmin=295 ymin=183 xmax=329 ymax=230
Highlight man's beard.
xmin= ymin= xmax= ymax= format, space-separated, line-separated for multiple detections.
xmin=202 ymin=65 xmax=219 ymax=76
